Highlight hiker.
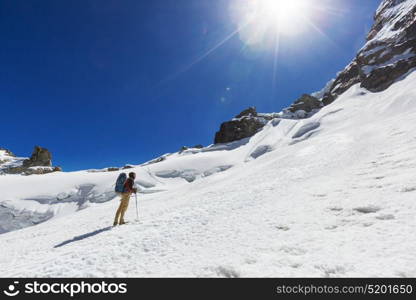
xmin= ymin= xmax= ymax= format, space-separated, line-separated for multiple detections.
xmin=114 ymin=172 xmax=137 ymax=226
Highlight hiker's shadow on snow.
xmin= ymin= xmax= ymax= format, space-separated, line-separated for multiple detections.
xmin=54 ymin=226 xmax=113 ymax=248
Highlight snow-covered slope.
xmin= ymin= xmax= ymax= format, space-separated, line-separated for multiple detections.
xmin=1 ymin=71 xmax=416 ymax=277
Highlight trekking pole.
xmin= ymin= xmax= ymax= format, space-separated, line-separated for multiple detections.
xmin=135 ymin=193 xmax=139 ymax=221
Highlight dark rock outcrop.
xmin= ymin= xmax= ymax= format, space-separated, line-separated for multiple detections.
xmin=107 ymin=167 xmax=120 ymax=172
xmin=322 ymin=62 xmax=362 ymax=105
xmin=322 ymin=0 xmax=416 ymax=105
xmin=22 ymin=146 xmax=52 ymax=168
xmin=214 ymin=107 xmax=267 ymax=144
xmin=179 ymin=146 xmax=189 ymax=153
xmin=288 ymin=94 xmax=322 ymax=113
xmin=235 ymin=107 xmax=257 ymax=118
xmin=53 ymin=166 xmax=63 ymax=172
xmin=143 ymin=155 xmax=167 ymax=166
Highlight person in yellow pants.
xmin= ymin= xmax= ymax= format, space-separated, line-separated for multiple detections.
xmin=114 ymin=172 xmax=137 ymax=226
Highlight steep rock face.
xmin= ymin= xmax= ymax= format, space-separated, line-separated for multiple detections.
xmin=214 ymin=107 xmax=270 ymax=144
xmin=287 ymin=94 xmax=322 ymax=113
xmin=323 ymin=0 xmax=416 ymax=105
xmin=23 ymin=146 xmax=52 ymax=167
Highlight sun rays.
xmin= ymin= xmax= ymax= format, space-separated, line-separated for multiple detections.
xmin=156 ymin=0 xmax=341 ymax=88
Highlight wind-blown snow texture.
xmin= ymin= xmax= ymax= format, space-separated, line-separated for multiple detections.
xmin=1 ymin=70 xmax=416 ymax=277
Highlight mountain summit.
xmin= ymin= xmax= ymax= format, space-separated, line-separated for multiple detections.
xmin=322 ymin=0 xmax=416 ymax=105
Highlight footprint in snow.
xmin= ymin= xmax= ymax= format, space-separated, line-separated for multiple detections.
xmin=244 ymin=258 xmax=257 ymax=265
xmin=362 ymin=222 xmax=374 ymax=227
xmin=396 ymin=271 xmax=411 ymax=278
xmin=313 ymin=194 xmax=327 ymax=198
xmin=367 ymin=184 xmax=383 ymax=189
xmin=275 ymin=225 xmax=290 ymax=231
xmin=315 ymin=265 xmax=347 ymax=277
xmin=400 ymin=187 xmax=416 ymax=193
xmin=391 ymin=131 xmax=405 ymax=136
xmin=215 ymin=266 xmax=240 ymax=278
xmin=280 ymin=245 xmax=306 ymax=256
xmin=325 ymin=225 xmax=338 ymax=230
xmin=376 ymin=214 xmax=395 ymax=221
xmin=291 ymin=263 xmax=302 ymax=269
xmin=353 ymin=206 xmax=381 ymax=214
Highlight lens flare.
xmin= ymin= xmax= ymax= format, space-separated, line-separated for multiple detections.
xmin=260 ymin=0 xmax=311 ymax=34
xmin=231 ymin=0 xmax=315 ymax=48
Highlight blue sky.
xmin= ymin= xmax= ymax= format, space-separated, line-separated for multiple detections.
xmin=1 ymin=0 xmax=380 ymax=171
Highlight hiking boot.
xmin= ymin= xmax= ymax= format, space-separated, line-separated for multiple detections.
xmin=113 ymin=221 xmax=118 ymax=226
xmin=119 ymin=221 xmax=127 ymax=225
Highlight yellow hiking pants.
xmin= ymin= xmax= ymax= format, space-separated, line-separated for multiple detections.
xmin=114 ymin=192 xmax=131 ymax=224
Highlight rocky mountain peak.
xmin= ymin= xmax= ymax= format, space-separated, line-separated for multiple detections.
xmin=322 ymin=0 xmax=416 ymax=105
xmin=287 ymin=94 xmax=322 ymax=113
xmin=235 ymin=107 xmax=257 ymax=118
xmin=23 ymin=145 xmax=52 ymax=168
xmin=214 ymin=107 xmax=270 ymax=144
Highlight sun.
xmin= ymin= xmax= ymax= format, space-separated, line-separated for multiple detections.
xmin=231 ymin=0 xmax=314 ymax=47
xmin=259 ymin=0 xmax=311 ymax=33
